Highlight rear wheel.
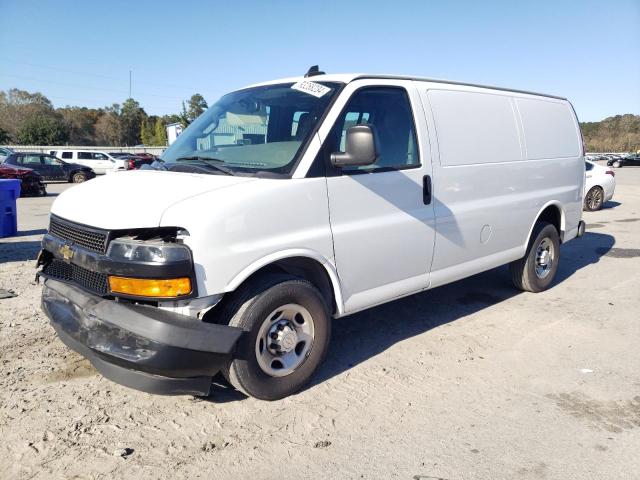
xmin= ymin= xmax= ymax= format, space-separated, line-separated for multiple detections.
xmin=584 ymin=186 xmax=604 ymax=211
xmin=71 ymin=172 xmax=87 ymax=183
xmin=220 ymin=274 xmax=331 ymax=400
xmin=510 ymin=222 xmax=560 ymax=293
xmin=612 ymin=161 xmax=621 ymax=168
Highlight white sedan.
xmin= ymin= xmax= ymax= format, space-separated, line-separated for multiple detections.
xmin=584 ymin=160 xmax=616 ymax=211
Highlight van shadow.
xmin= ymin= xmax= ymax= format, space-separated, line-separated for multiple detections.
xmin=0 ymin=240 xmax=41 ymax=263
xmin=311 ymin=230 xmax=615 ymax=387
xmin=205 ymin=231 xmax=614 ymax=402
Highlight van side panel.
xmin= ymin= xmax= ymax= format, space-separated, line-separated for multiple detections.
xmin=516 ymin=97 xmax=581 ymax=160
xmin=428 ymin=90 xmax=524 ymax=166
xmin=420 ymin=85 xmax=583 ymax=289
xmin=516 ymin=97 xmax=584 ymax=240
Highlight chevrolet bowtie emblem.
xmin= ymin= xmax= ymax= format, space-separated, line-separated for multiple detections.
xmin=60 ymin=244 xmax=74 ymax=262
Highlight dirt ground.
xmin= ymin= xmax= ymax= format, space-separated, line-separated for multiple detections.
xmin=1 ymin=168 xmax=639 ymax=480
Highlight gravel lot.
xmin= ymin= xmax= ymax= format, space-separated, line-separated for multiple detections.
xmin=1 ymin=168 xmax=639 ymax=480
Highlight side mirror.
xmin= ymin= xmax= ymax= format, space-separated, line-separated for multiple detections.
xmin=331 ymin=125 xmax=378 ymax=167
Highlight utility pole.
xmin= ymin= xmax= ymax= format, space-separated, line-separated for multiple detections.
xmin=129 ymin=70 xmax=132 ymax=99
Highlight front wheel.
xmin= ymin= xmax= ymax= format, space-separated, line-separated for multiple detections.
xmin=221 ymin=275 xmax=331 ymax=400
xmin=510 ymin=222 xmax=560 ymax=293
xmin=612 ymin=161 xmax=621 ymax=168
xmin=71 ymin=172 xmax=88 ymax=183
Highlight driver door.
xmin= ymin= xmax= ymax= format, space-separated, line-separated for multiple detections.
xmin=323 ymin=81 xmax=435 ymax=313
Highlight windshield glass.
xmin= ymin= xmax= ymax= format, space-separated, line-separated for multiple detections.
xmin=161 ymin=82 xmax=341 ymax=177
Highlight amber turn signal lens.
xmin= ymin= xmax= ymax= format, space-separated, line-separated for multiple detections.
xmin=108 ymin=276 xmax=191 ymax=298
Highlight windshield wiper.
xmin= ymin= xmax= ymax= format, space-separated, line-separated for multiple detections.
xmin=174 ymin=156 xmax=235 ymax=176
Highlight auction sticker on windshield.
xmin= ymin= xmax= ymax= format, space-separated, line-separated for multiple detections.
xmin=291 ymin=81 xmax=331 ymax=98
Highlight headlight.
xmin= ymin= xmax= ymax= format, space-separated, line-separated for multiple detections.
xmin=107 ymin=238 xmax=191 ymax=263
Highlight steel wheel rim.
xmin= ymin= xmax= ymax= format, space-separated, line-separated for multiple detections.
xmin=255 ymin=303 xmax=315 ymax=377
xmin=535 ymin=237 xmax=554 ymax=279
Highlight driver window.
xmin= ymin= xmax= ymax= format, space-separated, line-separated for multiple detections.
xmin=332 ymin=87 xmax=419 ymax=173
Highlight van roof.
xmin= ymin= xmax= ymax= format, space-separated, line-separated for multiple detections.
xmin=246 ymin=73 xmax=566 ymax=101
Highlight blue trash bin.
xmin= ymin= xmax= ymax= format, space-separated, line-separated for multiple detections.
xmin=0 ymin=179 xmax=21 ymax=238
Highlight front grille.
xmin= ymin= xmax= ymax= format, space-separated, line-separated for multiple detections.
xmin=49 ymin=216 xmax=108 ymax=254
xmin=43 ymin=259 xmax=109 ymax=296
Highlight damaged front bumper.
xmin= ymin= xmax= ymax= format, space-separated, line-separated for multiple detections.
xmin=42 ymin=278 xmax=242 ymax=396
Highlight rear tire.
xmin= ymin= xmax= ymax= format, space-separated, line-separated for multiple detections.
xmin=71 ymin=172 xmax=87 ymax=183
xmin=612 ymin=161 xmax=621 ymax=168
xmin=583 ymin=186 xmax=604 ymax=211
xmin=510 ymin=222 xmax=560 ymax=293
xmin=220 ymin=274 xmax=331 ymax=400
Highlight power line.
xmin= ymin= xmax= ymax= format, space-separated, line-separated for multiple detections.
xmin=0 ymin=56 xmax=203 ymax=92
xmin=0 ymin=72 xmax=186 ymax=100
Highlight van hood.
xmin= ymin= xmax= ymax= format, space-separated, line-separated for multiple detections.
xmin=50 ymin=170 xmax=256 ymax=229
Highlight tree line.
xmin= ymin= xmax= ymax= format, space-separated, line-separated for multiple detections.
xmin=0 ymin=88 xmax=208 ymax=146
xmin=581 ymin=114 xmax=640 ymax=153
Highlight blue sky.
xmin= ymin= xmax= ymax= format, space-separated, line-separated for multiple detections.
xmin=0 ymin=0 xmax=638 ymax=121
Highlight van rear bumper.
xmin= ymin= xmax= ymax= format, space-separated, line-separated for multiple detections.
xmin=41 ymin=279 xmax=242 ymax=396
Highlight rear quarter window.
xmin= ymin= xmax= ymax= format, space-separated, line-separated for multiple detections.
xmin=516 ymin=98 xmax=580 ymax=160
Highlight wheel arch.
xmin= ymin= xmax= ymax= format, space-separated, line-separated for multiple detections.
xmin=225 ymin=249 xmax=344 ymax=316
xmin=526 ymin=201 xmax=565 ymax=246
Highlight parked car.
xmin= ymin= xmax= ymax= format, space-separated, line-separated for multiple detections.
xmin=111 ymin=152 xmax=157 ymax=169
xmin=133 ymin=152 xmax=158 ymax=162
xmin=3 ymin=152 xmax=95 ymax=183
xmin=608 ymin=154 xmax=640 ymax=168
xmin=584 ymin=160 xmax=615 ymax=211
xmin=48 ymin=149 xmax=130 ymax=174
xmin=0 ymin=146 xmax=14 ymax=162
xmin=0 ymin=163 xmax=46 ymax=196
xmin=39 ymin=72 xmax=586 ymax=400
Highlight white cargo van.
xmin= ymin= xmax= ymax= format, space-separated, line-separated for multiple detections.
xmin=39 ymin=71 xmax=586 ymax=400
xmin=48 ymin=149 xmax=128 ymax=174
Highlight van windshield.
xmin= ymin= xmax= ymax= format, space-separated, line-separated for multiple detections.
xmin=161 ymin=82 xmax=341 ymax=177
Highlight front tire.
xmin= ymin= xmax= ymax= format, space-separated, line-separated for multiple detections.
xmin=220 ymin=275 xmax=331 ymax=400
xmin=510 ymin=222 xmax=560 ymax=293
xmin=612 ymin=161 xmax=621 ymax=168
xmin=71 ymin=172 xmax=87 ymax=183
xmin=584 ymin=186 xmax=604 ymax=211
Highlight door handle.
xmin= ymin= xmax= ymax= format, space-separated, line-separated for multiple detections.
xmin=423 ymin=175 xmax=432 ymax=205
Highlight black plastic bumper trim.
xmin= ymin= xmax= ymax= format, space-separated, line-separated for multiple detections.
xmin=43 ymin=278 xmax=241 ymax=353
xmin=42 ymin=279 xmax=243 ymax=396
xmin=53 ymin=325 xmax=213 ymax=396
